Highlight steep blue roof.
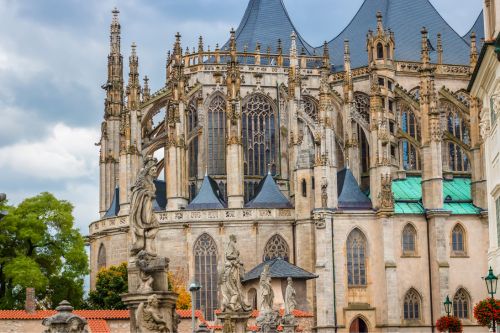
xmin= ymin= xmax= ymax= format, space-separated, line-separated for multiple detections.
xmin=242 ymin=258 xmax=318 ymax=282
xmin=463 ymin=11 xmax=484 ymax=53
xmin=245 ymin=172 xmax=293 ymax=209
xmin=319 ymin=0 xmax=471 ymax=70
xmin=103 ymin=187 xmax=120 ymax=218
xmin=223 ymin=0 xmax=314 ymax=55
xmin=186 ymin=174 xmax=227 ymax=210
xmin=337 ymin=168 xmax=372 ymax=210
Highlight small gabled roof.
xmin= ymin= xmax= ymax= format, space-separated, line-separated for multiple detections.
xmin=242 ymin=258 xmax=318 ymax=282
xmin=186 ymin=174 xmax=227 ymax=210
xmin=245 ymin=172 xmax=293 ymax=209
xmin=223 ymin=0 xmax=314 ymax=55
xmin=323 ymin=0 xmax=471 ymax=70
xmin=337 ymin=168 xmax=372 ymax=210
xmin=103 ymin=187 xmax=120 ymax=218
xmin=153 ymin=180 xmax=167 ymax=211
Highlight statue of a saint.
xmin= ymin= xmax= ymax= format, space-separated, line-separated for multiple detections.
xmin=284 ymin=277 xmax=297 ymax=316
xmin=136 ymin=294 xmax=170 ymax=333
xmin=259 ymin=264 xmax=274 ymax=313
xmin=130 ymin=156 xmax=159 ymax=256
xmin=219 ymin=234 xmax=251 ymax=312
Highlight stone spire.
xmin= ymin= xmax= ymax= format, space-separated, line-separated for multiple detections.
xmin=470 ymin=32 xmax=478 ymax=69
xmin=376 ymin=11 xmax=384 ymax=35
xmin=105 ymin=7 xmax=124 ymax=119
xmin=343 ymin=39 xmax=353 ymax=100
xmin=437 ymin=33 xmax=443 ymax=65
xmin=127 ymin=42 xmax=140 ymax=110
xmin=420 ymin=27 xmax=430 ymax=67
xmin=322 ymin=41 xmax=329 ymax=69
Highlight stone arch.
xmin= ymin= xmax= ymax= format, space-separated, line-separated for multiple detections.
xmin=97 ymin=243 xmax=106 ymax=269
xmin=193 ymin=233 xmax=218 ymax=320
xmin=263 ymin=234 xmax=290 ymax=262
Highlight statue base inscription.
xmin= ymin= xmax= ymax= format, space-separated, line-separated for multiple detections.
xmin=217 ymin=311 xmax=252 ymax=333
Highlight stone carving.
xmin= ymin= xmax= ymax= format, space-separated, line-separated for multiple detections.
xmin=321 ymin=181 xmax=328 ymax=208
xmin=219 ymin=235 xmax=251 ymax=312
xmin=259 ymin=264 xmax=274 ymax=313
xmin=136 ymin=294 xmax=170 ymax=333
xmin=284 ymin=277 xmax=297 ymax=316
xmin=130 ymin=155 xmax=159 ymax=256
xmin=379 ymin=174 xmax=394 ymax=210
xmin=136 ymin=250 xmax=154 ymax=293
xmin=42 ymin=300 xmax=88 ymax=333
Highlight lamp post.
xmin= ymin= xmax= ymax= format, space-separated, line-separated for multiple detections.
xmin=189 ymin=281 xmax=201 ymax=333
xmin=483 ymin=267 xmax=499 ymax=332
xmin=444 ymin=295 xmax=452 ymax=317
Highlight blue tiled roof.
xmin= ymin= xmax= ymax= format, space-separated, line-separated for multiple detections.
xmin=463 ymin=11 xmax=485 ymax=53
xmin=321 ymin=0 xmax=472 ymax=71
xmin=223 ymin=0 xmax=314 ymax=55
xmin=242 ymin=258 xmax=318 ymax=282
xmin=103 ymin=187 xmax=120 ymax=218
xmin=337 ymin=168 xmax=372 ymax=210
xmin=245 ymin=172 xmax=293 ymax=209
xmin=186 ymin=175 xmax=227 ymax=210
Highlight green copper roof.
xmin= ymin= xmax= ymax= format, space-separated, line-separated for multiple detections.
xmin=392 ymin=176 xmax=481 ymax=215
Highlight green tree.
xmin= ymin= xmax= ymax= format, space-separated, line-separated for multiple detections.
xmin=0 ymin=192 xmax=88 ymax=309
xmin=87 ymin=263 xmax=128 ymax=309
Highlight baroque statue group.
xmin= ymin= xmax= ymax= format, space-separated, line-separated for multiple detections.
xmin=123 ymin=157 xmax=299 ymax=333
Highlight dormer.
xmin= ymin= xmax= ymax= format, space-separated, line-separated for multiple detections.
xmin=367 ymin=11 xmax=395 ymax=67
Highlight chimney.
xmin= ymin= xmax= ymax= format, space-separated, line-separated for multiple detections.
xmin=25 ymin=288 xmax=36 ymax=313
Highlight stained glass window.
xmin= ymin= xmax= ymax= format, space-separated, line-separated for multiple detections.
xmin=402 ymin=224 xmax=417 ymax=255
xmin=187 ymin=100 xmax=199 ymax=179
xmin=453 ymin=288 xmax=470 ymax=319
xmin=404 ymin=289 xmax=421 ymax=320
xmin=207 ymin=95 xmax=226 ymax=175
xmin=452 ymin=224 xmax=466 ymax=255
xmin=347 ymin=229 xmax=367 ymax=286
xmin=194 ymin=233 xmax=218 ymax=320
xmin=97 ymin=243 xmax=106 ymax=269
xmin=263 ymin=234 xmax=290 ymax=262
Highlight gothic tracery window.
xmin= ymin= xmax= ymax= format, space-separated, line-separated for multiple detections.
xmin=400 ymin=105 xmax=421 ymax=171
xmin=207 ymin=95 xmax=227 ymax=175
xmin=194 ymin=233 xmax=218 ymax=320
xmin=187 ymin=100 xmax=199 ymax=179
xmin=402 ymin=224 xmax=417 ymax=255
xmin=302 ymin=96 xmax=318 ymax=121
xmin=443 ymin=101 xmax=470 ymax=172
xmin=354 ymin=92 xmax=370 ymax=123
xmin=347 ymin=229 xmax=367 ymax=286
xmin=451 ymin=224 xmax=467 ymax=256
xmin=263 ymin=234 xmax=290 ymax=262
xmin=453 ymin=288 xmax=471 ymax=319
xmin=403 ymin=289 xmax=422 ymax=321
xmin=97 ymin=243 xmax=106 ymax=269
xmin=242 ymin=94 xmax=277 ymax=178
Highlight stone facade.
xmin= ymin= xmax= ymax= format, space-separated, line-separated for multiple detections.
xmin=89 ymin=1 xmax=491 ymax=332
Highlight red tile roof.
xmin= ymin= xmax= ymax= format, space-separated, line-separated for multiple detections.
xmin=215 ymin=309 xmax=313 ymax=318
xmin=87 ymin=319 xmax=110 ymax=333
xmin=176 ymin=309 xmax=204 ymax=320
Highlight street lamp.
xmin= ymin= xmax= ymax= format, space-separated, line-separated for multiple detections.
xmin=444 ymin=295 xmax=452 ymax=317
xmin=483 ymin=267 xmax=499 ymax=332
xmin=189 ymin=281 xmax=201 ymax=333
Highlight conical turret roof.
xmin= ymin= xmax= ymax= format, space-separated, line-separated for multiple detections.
xmin=319 ymin=0 xmax=471 ymax=70
xmin=245 ymin=172 xmax=292 ymax=209
xmin=186 ymin=174 xmax=227 ymax=210
xmin=337 ymin=168 xmax=372 ymax=210
xmin=223 ymin=0 xmax=313 ymax=55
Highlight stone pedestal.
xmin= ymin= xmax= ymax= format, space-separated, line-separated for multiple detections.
xmin=281 ymin=314 xmax=297 ymax=333
xmin=127 ymin=256 xmax=170 ymax=293
xmin=256 ymin=310 xmax=280 ymax=333
xmin=122 ymin=292 xmax=179 ymax=333
xmin=217 ymin=311 xmax=252 ymax=333
xmin=281 ymin=323 xmax=297 ymax=333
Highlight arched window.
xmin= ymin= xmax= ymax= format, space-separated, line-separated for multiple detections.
xmin=377 ymin=42 xmax=384 ymax=59
xmin=401 ymin=106 xmax=420 ymax=141
xmin=263 ymin=234 xmax=290 ymax=262
xmin=354 ymin=93 xmax=370 ymax=174
xmin=303 ymin=96 xmax=319 ymax=121
xmin=97 ymin=243 xmax=106 ymax=269
xmin=207 ymin=95 xmax=226 ymax=175
xmin=194 ymin=233 xmax=218 ymax=320
xmin=402 ymin=224 xmax=417 ymax=255
xmin=242 ymin=94 xmax=277 ymax=178
xmin=347 ymin=229 xmax=367 ymax=286
xmin=187 ymin=100 xmax=199 ymax=179
xmin=443 ymin=101 xmax=470 ymax=172
xmin=453 ymin=288 xmax=471 ymax=319
xmin=451 ymin=224 xmax=467 ymax=255
xmin=301 ymin=179 xmax=307 ymax=197
xmin=248 ymin=288 xmax=257 ymax=310
xmin=403 ymin=289 xmax=422 ymax=320
xmin=354 ymin=93 xmax=370 ymax=123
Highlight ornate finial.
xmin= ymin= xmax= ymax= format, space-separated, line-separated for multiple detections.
xmin=229 ymin=28 xmax=236 ymax=53
xmin=215 ymin=43 xmax=219 ymax=51
xmin=376 ymin=11 xmax=384 ymax=33
xmin=470 ymin=32 xmax=478 ymax=68
xmin=255 ymin=41 xmax=261 ymax=52
xmin=198 ymin=35 xmax=204 ymax=52
xmin=421 ymin=27 xmax=430 ymax=66
xmin=435 ymin=33 xmax=442 ymax=64
xmin=322 ymin=41 xmax=330 ymax=68
xmin=112 ymin=7 xmax=119 ymax=24
xmin=277 ymin=39 xmax=282 ymax=54
xmin=131 ymin=42 xmax=137 ymax=56
xmin=290 ymin=31 xmax=297 ymax=57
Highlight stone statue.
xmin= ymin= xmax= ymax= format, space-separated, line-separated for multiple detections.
xmin=136 ymin=250 xmax=154 ymax=293
xmin=130 ymin=155 xmax=159 ymax=256
xmin=136 ymin=294 xmax=170 ymax=333
xmin=284 ymin=277 xmax=297 ymax=316
xmin=219 ymin=234 xmax=251 ymax=312
xmin=42 ymin=300 xmax=88 ymax=333
xmin=259 ymin=264 xmax=274 ymax=313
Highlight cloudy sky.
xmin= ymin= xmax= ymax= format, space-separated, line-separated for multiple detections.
xmin=0 ymin=0 xmax=482 ymax=233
